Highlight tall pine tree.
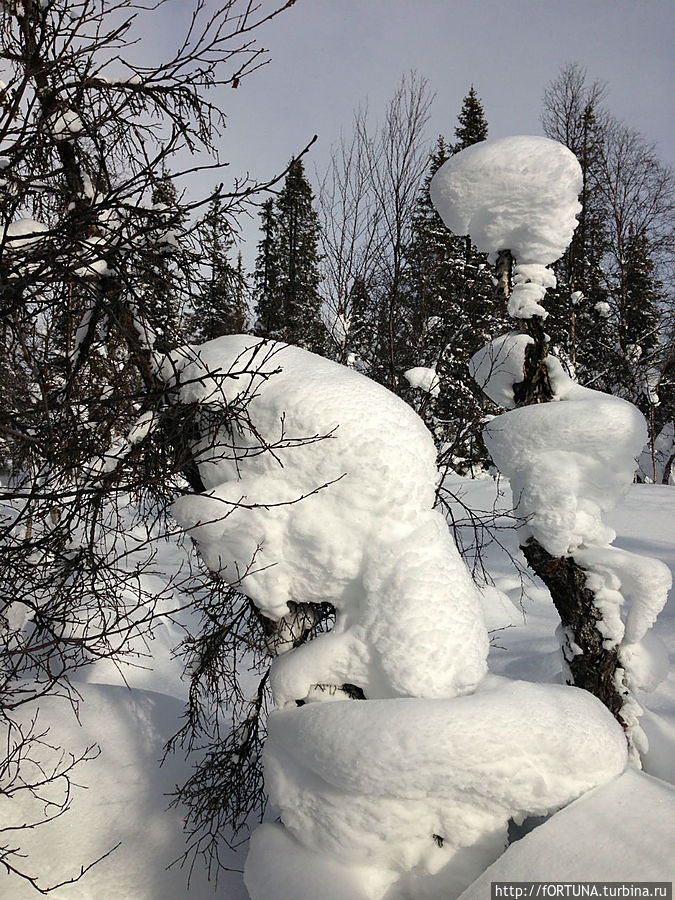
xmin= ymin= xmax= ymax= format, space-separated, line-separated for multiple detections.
xmin=254 ymin=160 xmax=325 ymax=353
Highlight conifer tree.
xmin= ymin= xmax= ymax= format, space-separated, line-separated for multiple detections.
xmin=403 ymin=89 xmax=498 ymax=472
xmin=542 ymin=67 xmax=612 ymax=383
xmin=254 ymin=160 xmax=325 ymax=353
xmin=190 ymin=196 xmax=248 ymax=342
xmin=453 ymin=85 xmax=488 ymax=153
xmin=129 ymin=169 xmax=192 ymax=354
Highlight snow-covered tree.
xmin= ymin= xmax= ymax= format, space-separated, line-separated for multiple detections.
xmin=431 ymin=135 xmax=671 ymax=760
xmin=172 ymin=334 xmax=629 ymax=899
xmin=0 ymin=0 xmax=298 ymax=890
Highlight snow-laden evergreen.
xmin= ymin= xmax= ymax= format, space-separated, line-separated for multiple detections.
xmin=433 ymin=135 xmax=671 ymax=759
xmin=169 ymin=333 xmax=630 ymax=898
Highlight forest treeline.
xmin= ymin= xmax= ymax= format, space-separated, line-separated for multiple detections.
xmin=129 ymin=70 xmax=675 ymax=480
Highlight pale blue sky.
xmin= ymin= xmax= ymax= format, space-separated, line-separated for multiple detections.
xmin=143 ymin=0 xmax=674 ymax=256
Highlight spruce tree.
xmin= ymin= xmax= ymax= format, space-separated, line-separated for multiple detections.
xmin=453 ymin=85 xmax=488 ymax=153
xmin=542 ymin=79 xmax=612 ymax=383
xmin=254 ymin=160 xmax=325 ymax=353
xmin=613 ymin=225 xmax=664 ymax=414
xmin=141 ymin=169 xmax=190 ymax=353
xmin=403 ymin=90 xmax=499 ymax=473
xmin=190 ymin=196 xmax=248 ymax=342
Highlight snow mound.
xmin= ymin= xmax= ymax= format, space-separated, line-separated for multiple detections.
xmin=172 ymin=335 xmax=488 ymax=701
xmin=249 ymin=681 xmax=626 ymax=899
xmin=459 ymin=767 xmax=675 ymax=891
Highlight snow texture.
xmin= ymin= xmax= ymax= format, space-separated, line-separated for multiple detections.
xmin=3 ymin=217 xmax=48 ymax=250
xmin=435 ymin=134 xmax=670 ymax=763
xmin=468 ymin=332 xmax=532 ymax=409
xmin=172 ymin=335 xmax=489 ymax=703
xmin=481 ymin=354 xmax=671 ymax=718
xmin=404 ymin=365 xmax=441 ymax=397
xmin=166 ymin=335 xmax=633 ymax=898
xmin=460 ymin=767 xmax=675 ymax=891
xmin=483 ymin=356 xmax=648 ymax=557
xmin=430 ymin=136 xmax=582 ymax=318
xmin=430 ymin=136 xmax=582 ymax=265
xmin=247 ymin=680 xmax=626 ymax=899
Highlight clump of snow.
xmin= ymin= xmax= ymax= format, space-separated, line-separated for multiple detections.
xmin=3 ymin=217 xmax=48 ymax=250
xmin=431 ymin=136 xmax=582 ymax=318
xmin=404 ymin=365 xmax=440 ymax=397
xmin=247 ymin=681 xmax=626 ymax=899
xmin=172 ymin=335 xmax=489 ymax=702
xmin=430 ymin=136 xmax=582 ymax=266
xmin=595 ymin=300 xmax=611 ymax=317
xmin=468 ymin=332 xmax=533 ymax=409
xmin=49 ymin=108 xmax=84 ymax=141
xmin=482 ymin=360 xmax=647 ymax=557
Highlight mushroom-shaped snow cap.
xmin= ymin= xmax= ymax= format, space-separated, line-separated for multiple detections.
xmin=430 ymin=135 xmax=583 ymax=265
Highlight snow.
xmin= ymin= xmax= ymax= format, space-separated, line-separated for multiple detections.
xmin=49 ymin=108 xmax=84 ymax=141
xmin=468 ymin=332 xmax=532 ymax=409
xmin=3 ymin=217 xmax=48 ymax=250
xmin=404 ymin=365 xmax=441 ymax=397
xmin=482 ymin=368 xmax=647 ymax=557
xmin=430 ymin=136 xmax=582 ymax=319
xmin=4 ymin=684 xmax=225 ymax=900
xmin=172 ymin=335 xmax=489 ymax=703
xmin=430 ymin=136 xmax=582 ymax=266
xmin=4 ymin=476 xmax=674 ymax=899
xmin=459 ymin=768 xmax=675 ymax=890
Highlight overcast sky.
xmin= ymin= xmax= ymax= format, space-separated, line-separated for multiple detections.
xmin=148 ymin=0 xmax=674 ymax=259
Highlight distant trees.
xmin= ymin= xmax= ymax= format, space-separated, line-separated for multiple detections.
xmin=541 ymin=63 xmax=674 ymax=468
xmin=190 ymin=195 xmax=249 ymax=343
xmin=403 ymin=89 xmax=501 ymax=472
xmin=253 ymin=158 xmax=325 ymax=353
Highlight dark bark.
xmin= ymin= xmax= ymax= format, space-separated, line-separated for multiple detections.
xmin=495 ymin=251 xmax=627 ymax=729
xmin=521 ymin=539 xmax=626 ymax=722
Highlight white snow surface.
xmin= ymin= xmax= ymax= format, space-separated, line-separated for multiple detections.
xmin=5 ymin=477 xmax=674 ymax=899
xmin=430 ymin=136 xmax=582 ymax=266
xmin=482 ymin=355 xmax=648 ymax=557
xmin=404 ymin=365 xmax=441 ymax=397
xmin=247 ymin=680 xmax=626 ymax=899
xmin=49 ymin=108 xmax=84 ymax=141
xmin=172 ymin=335 xmax=489 ymax=702
xmin=468 ymin=332 xmax=532 ymax=409
xmin=460 ymin=767 xmax=675 ymax=891
xmin=3 ymin=217 xmax=48 ymax=249
xmin=430 ymin=136 xmax=582 ymax=318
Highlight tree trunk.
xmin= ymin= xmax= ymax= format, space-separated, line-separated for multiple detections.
xmin=497 ymin=250 xmax=628 ymax=730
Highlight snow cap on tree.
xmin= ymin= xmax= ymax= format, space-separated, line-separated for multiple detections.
xmin=431 ymin=135 xmax=582 ymax=265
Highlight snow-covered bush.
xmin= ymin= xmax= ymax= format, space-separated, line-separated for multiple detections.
xmin=432 ymin=135 xmax=671 ymax=761
xmin=173 ymin=334 xmax=628 ymax=899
